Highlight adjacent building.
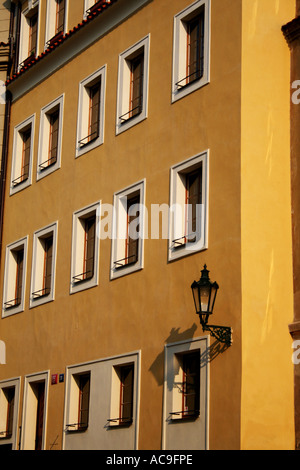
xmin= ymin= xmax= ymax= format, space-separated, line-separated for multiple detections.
xmin=0 ymin=0 xmax=296 ymax=450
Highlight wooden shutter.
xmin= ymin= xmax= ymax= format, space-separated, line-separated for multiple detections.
xmin=120 ymin=365 xmax=134 ymax=424
xmin=5 ymin=387 xmax=15 ymax=438
xmin=48 ymin=110 xmax=59 ymax=165
xmin=21 ymin=128 xmax=31 ymax=181
xmin=130 ymin=54 xmax=144 ymax=117
xmin=182 ymin=352 xmax=200 ymax=417
xmin=15 ymin=249 xmax=24 ymax=306
xmin=186 ymin=168 xmax=202 ymax=241
xmin=84 ymin=216 xmax=95 ymax=279
xmin=78 ymin=374 xmax=90 ymax=429
xmin=43 ymin=236 xmax=53 ymax=295
xmin=187 ymin=12 xmax=204 ymax=84
xmin=126 ymin=195 xmax=140 ymax=264
xmin=88 ymin=81 xmax=101 ymax=141
xmin=35 ymin=382 xmax=45 ymax=450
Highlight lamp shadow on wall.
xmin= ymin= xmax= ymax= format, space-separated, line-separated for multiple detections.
xmin=148 ymin=323 xmax=229 ymax=388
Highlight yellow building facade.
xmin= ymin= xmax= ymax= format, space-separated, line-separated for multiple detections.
xmin=0 ymin=0 xmax=296 ymax=450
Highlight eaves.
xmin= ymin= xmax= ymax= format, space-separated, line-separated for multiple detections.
xmin=6 ymin=0 xmax=150 ymax=102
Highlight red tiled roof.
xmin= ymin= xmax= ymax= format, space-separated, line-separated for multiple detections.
xmin=6 ymin=0 xmax=118 ymax=86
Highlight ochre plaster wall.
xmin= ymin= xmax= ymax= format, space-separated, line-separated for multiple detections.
xmin=241 ymin=0 xmax=295 ymax=450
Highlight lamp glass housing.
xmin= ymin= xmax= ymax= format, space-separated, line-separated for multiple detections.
xmin=191 ymin=265 xmax=219 ymax=325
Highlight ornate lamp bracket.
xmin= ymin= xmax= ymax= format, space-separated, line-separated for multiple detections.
xmin=201 ymin=323 xmax=232 ymax=345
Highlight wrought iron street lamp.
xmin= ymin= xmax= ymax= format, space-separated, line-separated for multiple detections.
xmin=191 ymin=265 xmax=232 ymax=345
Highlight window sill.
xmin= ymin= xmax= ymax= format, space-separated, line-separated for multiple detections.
xmin=65 ymin=424 xmax=88 ymax=433
xmin=169 ymin=411 xmax=199 ymax=422
xmin=107 ymin=418 xmax=133 ymax=428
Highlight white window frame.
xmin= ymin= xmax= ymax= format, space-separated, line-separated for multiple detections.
xmin=2 ymin=236 xmax=28 ymax=318
xmin=162 ymin=337 xmax=209 ymax=450
xmin=45 ymin=0 xmax=68 ymax=47
xmin=110 ymin=180 xmax=146 ymax=280
xmin=30 ymin=222 xmax=58 ymax=308
xmin=76 ymin=65 xmax=106 ymax=158
xmin=20 ymin=371 xmax=49 ymax=450
xmin=0 ymin=377 xmax=21 ymax=450
xmin=168 ymin=150 xmax=209 ymax=262
xmin=37 ymin=94 xmax=64 ymax=181
xmin=64 ymin=366 xmax=91 ymax=433
xmin=18 ymin=0 xmax=40 ymax=69
xmin=70 ymin=201 xmax=101 ymax=294
xmin=116 ymin=35 xmax=150 ymax=135
xmin=172 ymin=0 xmax=210 ymax=103
xmin=10 ymin=114 xmax=35 ymax=196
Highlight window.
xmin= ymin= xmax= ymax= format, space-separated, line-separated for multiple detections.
xmin=162 ymin=337 xmax=208 ymax=450
xmin=28 ymin=13 xmax=38 ymax=57
xmin=2 ymin=237 xmax=28 ymax=317
xmin=76 ymin=65 xmax=106 ymax=158
xmin=172 ymin=0 xmax=210 ymax=102
xmin=37 ymin=94 xmax=64 ymax=180
xmin=128 ymin=53 xmax=144 ymax=119
xmin=168 ymin=151 xmax=209 ymax=261
xmin=10 ymin=115 xmax=35 ymax=195
xmin=21 ymin=372 xmax=49 ymax=450
xmin=0 ymin=387 xmax=15 ymax=439
xmin=66 ymin=372 xmax=90 ymax=432
xmin=116 ymin=35 xmax=150 ymax=134
xmin=110 ymin=180 xmax=146 ymax=279
xmin=109 ymin=364 xmax=134 ymax=426
xmin=45 ymin=0 xmax=67 ymax=46
xmin=70 ymin=201 xmax=100 ymax=294
xmin=171 ymin=352 xmax=200 ymax=420
xmin=18 ymin=2 xmax=39 ymax=68
xmin=30 ymin=222 xmax=58 ymax=308
xmin=0 ymin=378 xmax=20 ymax=450
xmin=84 ymin=0 xmax=110 ymax=17
xmin=55 ymin=0 xmax=65 ymax=34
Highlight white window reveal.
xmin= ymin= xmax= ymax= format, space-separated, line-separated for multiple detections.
xmin=10 ymin=114 xmax=35 ymax=195
xmin=76 ymin=65 xmax=106 ymax=158
xmin=116 ymin=35 xmax=150 ymax=134
xmin=45 ymin=0 xmax=68 ymax=47
xmin=70 ymin=201 xmax=101 ymax=294
xmin=37 ymin=94 xmax=64 ymax=180
xmin=2 ymin=237 xmax=28 ymax=317
xmin=169 ymin=150 xmax=209 ymax=261
xmin=110 ymin=180 xmax=146 ymax=279
xmin=18 ymin=1 xmax=40 ymax=69
xmin=172 ymin=0 xmax=210 ymax=102
xmin=30 ymin=222 xmax=58 ymax=308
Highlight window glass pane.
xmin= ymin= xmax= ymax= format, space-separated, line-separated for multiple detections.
xmin=78 ymin=374 xmax=90 ymax=429
xmin=126 ymin=195 xmax=140 ymax=264
xmin=89 ymin=81 xmax=101 ymax=141
xmin=182 ymin=352 xmax=200 ymax=417
xmin=84 ymin=216 xmax=95 ymax=279
xmin=130 ymin=54 xmax=144 ymax=117
xmin=187 ymin=12 xmax=204 ymax=84
xmin=120 ymin=365 xmax=134 ymax=423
